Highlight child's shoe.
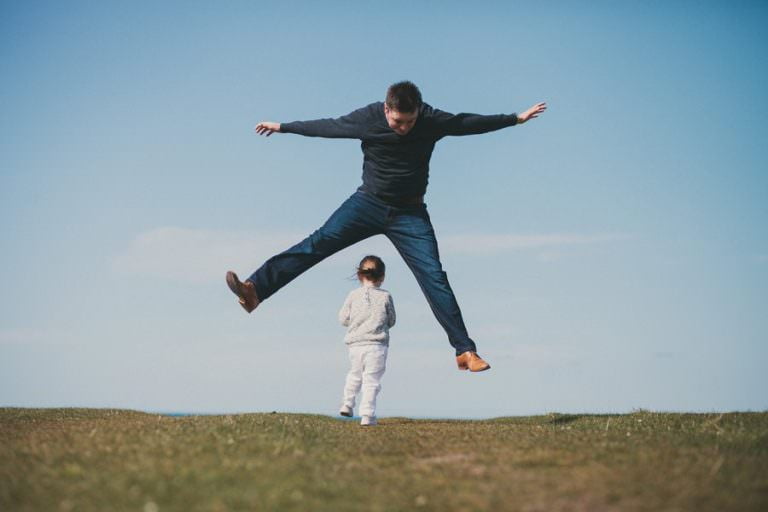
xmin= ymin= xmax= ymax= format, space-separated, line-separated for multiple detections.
xmin=360 ymin=415 xmax=377 ymax=426
xmin=339 ymin=405 xmax=353 ymax=417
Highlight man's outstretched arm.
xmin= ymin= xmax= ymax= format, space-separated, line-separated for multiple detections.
xmin=433 ymin=101 xmax=547 ymax=136
xmin=254 ymin=105 xmax=371 ymax=139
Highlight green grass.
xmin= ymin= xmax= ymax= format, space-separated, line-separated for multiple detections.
xmin=2 ymin=409 xmax=767 ymax=511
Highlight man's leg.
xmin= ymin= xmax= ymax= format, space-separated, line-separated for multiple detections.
xmin=385 ymin=205 xmax=478 ymax=356
xmin=247 ymin=191 xmax=385 ymax=301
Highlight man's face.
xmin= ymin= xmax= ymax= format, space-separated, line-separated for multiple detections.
xmin=384 ymin=104 xmax=419 ymax=135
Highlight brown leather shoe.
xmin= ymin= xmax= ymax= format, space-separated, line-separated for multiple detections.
xmin=225 ymin=271 xmax=260 ymax=313
xmin=456 ymin=351 xmax=491 ymax=372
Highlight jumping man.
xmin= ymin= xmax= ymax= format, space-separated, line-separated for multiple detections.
xmin=226 ymin=81 xmax=546 ymax=372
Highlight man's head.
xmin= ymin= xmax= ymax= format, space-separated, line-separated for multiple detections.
xmin=384 ymin=81 xmax=422 ymax=135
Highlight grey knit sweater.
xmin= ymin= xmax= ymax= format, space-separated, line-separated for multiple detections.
xmin=338 ymin=283 xmax=396 ymax=346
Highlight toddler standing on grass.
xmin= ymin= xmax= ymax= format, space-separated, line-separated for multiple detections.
xmin=338 ymin=255 xmax=396 ymax=427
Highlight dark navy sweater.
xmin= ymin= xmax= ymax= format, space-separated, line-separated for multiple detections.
xmin=280 ymin=102 xmax=518 ymax=203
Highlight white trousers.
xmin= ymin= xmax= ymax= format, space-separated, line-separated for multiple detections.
xmin=341 ymin=344 xmax=388 ymax=417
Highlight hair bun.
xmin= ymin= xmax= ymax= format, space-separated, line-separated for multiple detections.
xmin=356 ymin=255 xmax=386 ymax=281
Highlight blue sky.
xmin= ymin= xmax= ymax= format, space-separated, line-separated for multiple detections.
xmin=1 ymin=1 xmax=766 ymax=418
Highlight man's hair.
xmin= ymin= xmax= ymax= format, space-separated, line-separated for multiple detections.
xmin=386 ymin=81 xmax=422 ymax=113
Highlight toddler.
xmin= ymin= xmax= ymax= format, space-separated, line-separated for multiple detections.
xmin=338 ymin=255 xmax=396 ymax=426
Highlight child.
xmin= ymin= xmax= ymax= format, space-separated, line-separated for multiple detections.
xmin=338 ymin=255 xmax=396 ymax=426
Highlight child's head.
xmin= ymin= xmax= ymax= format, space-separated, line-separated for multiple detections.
xmin=356 ymin=255 xmax=386 ymax=285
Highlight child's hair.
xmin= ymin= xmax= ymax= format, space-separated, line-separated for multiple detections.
xmin=356 ymin=255 xmax=386 ymax=282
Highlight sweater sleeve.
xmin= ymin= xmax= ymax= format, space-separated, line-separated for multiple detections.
xmin=386 ymin=294 xmax=396 ymax=328
xmin=338 ymin=293 xmax=353 ymax=326
xmin=281 ymin=105 xmax=370 ymax=139
xmin=428 ymin=107 xmax=518 ymax=137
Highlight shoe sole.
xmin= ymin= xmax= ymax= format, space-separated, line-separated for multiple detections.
xmin=457 ymin=362 xmax=491 ymax=372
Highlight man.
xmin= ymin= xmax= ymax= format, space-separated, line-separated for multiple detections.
xmin=227 ymin=81 xmax=546 ymax=372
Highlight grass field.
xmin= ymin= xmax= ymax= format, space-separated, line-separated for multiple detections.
xmin=1 ymin=408 xmax=767 ymax=511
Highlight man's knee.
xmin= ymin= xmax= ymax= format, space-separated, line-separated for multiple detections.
xmin=308 ymin=227 xmax=347 ymax=254
xmin=414 ymin=264 xmax=449 ymax=285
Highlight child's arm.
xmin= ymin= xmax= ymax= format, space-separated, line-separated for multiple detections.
xmin=386 ymin=294 xmax=396 ymax=328
xmin=338 ymin=293 xmax=353 ymax=327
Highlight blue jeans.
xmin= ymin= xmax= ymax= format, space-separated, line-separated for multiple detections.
xmin=248 ymin=190 xmax=477 ymax=355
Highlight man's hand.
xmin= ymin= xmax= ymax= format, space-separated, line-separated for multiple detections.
xmin=254 ymin=121 xmax=281 ymax=136
xmin=516 ymin=102 xmax=547 ymax=124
